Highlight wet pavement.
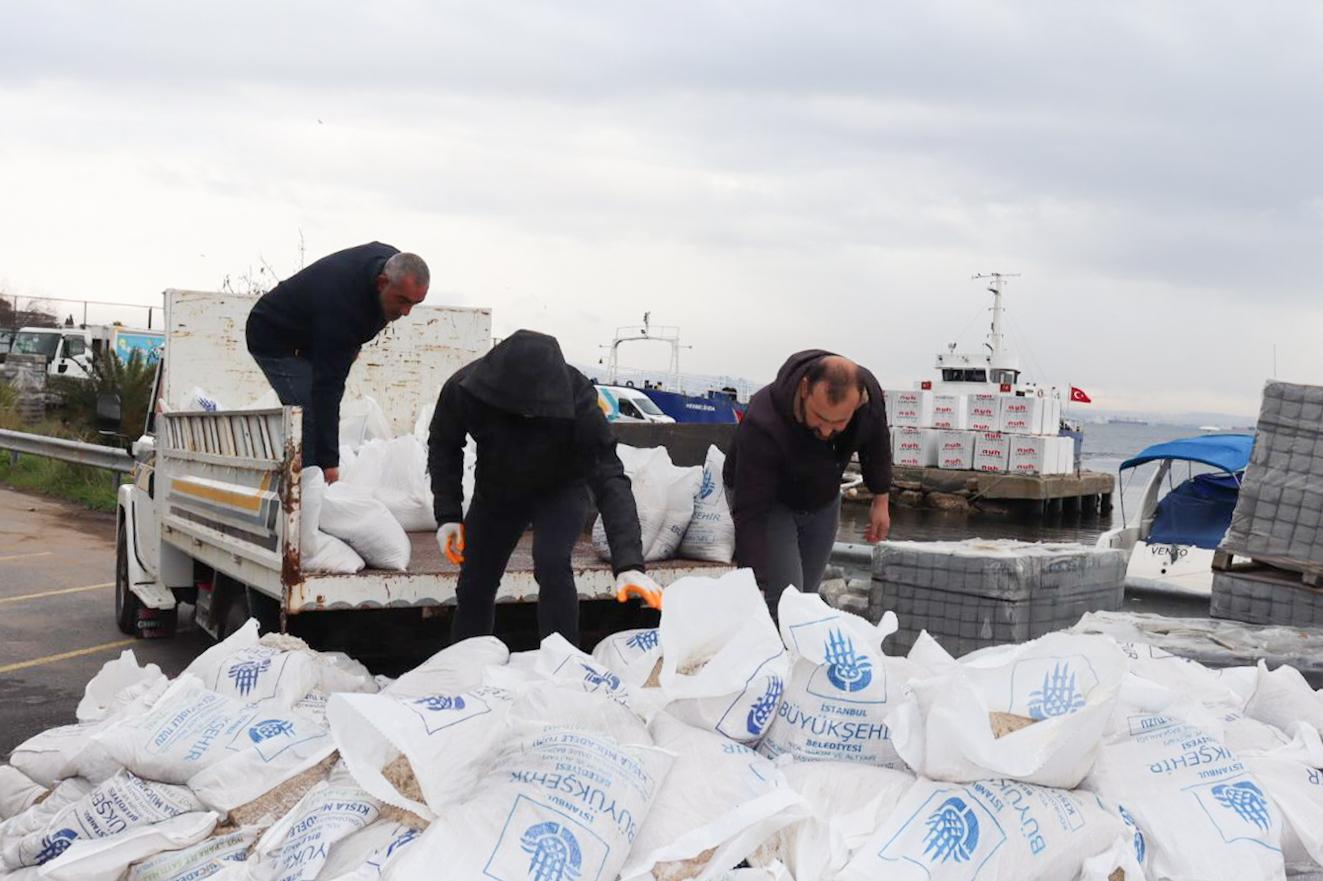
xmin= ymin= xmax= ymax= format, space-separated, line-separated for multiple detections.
xmin=0 ymin=487 xmax=210 ymax=757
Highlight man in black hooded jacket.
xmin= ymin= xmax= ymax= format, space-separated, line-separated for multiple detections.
xmin=428 ymin=330 xmax=661 ymax=645
xmin=724 ymin=350 xmax=892 ymax=619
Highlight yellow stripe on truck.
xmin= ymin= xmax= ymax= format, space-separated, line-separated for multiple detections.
xmin=171 ymin=477 xmax=266 ymax=513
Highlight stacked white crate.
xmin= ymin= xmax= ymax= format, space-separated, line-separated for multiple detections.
xmin=966 ymin=393 xmax=1001 ymax=432
xmin=930 ymin=394 xmax=967 ymax=430
xmin=890 ymin=390 xmax=933 ymax=428
xmin=973 ymin=431 xmax=1011 ymax=473
xmin=1000 ymin=396 xmax=1045 ymax=435
xmin=937 ymin=430 xmax=974 ymax=470
xmin=892 ymin=426 xmax=938 ymax=467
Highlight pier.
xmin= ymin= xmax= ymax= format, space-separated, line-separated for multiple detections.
xmin=846 ymin=465 xmax=1115 ymax=517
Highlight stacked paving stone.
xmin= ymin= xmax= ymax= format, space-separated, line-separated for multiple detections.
xmin=1215 ymin=381 xmax=1323 ymax=624
xmin=870 ymin=539 xmax=1127 ymax=655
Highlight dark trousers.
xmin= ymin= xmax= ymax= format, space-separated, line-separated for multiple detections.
xmin=756 ymin=496 xmax=842 ymax=621
xmin=251 ymin=353 xmax=319 ymax=467
xmin=452 ymin=482 xmax=591 ymax=646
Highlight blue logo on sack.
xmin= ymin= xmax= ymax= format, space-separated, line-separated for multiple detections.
xmin=698 ymin=470 xmax=716 ymax=500
xmin=824 ymin=629 xmax=872 ymax=692
xmin=1028 ymin=662 xmax=1086 ymax=719
xmin=520 ymin=821 xmax=583 ymax=881
xmin=1212 ymin=781 xmax=1271 ymax=831
xmin=35 ymin=829 xmax=79 ymax=864
xmin=1118 ymin=804 xmax=1145 ymax=863
xmin=227 ymin=658 xmax=272 ymax=697
xmin=248 ymin=719 xmax=296 ymax=743
xmin=579 ymin=664 xmax=622 ymax=692
xmin=746 ymin=676 xmax=784 ymax=736
xmin=625 ymin=629 xmax=659 ymax=652
xmin=923 ymin=797 xmax=980 ymax=863
xmin=414 ymin=695 xmax=467 ymax=712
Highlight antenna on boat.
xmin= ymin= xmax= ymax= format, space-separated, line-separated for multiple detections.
xmin=971 ymin=272 xmax=1019 ymax=361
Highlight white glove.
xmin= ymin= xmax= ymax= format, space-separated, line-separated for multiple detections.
xmin=614 ymin=570 xmax=663 ymax=609
xmin=437 ymin=522 xmax=465 ymax=564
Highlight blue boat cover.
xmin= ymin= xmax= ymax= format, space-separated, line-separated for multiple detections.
xmin=1148 ymin=472 xmax=1242 ymax=549
xmin=1120 ymin=434 xmax=1254 ymax=474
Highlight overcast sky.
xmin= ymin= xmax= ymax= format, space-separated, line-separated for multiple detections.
xmin=2 ymin=1 xmax=1320 ymax=417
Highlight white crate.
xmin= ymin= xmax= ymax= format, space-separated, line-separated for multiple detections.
xmin=1000 ymin=396 xmax=1045 ymax=435
xmin=892 ymin=426 xmax=939 ymax=467
xmin=973 ymin=431 xmax=1011 ymax=473
xmin=931 ymin=394 xmax=968 ymax=430
xmin=937 ymin=430 xmax=975 ymax=470
xmin=1056 ymin=436 xmax=1075 ymax=474
xmin=967 ymin=393 xmax=1002 ymax=432
xmin=1010 ymin=434 xmax=1052 ymax=475
xmin=891 ymin=390 xmax=934 ymax=428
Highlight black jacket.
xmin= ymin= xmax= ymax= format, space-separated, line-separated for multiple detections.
xmin=245 ymin=242 xmax=396 ymax=469
xmin=428 ymin=330 xmax=646 ymax=575
xmin=723 ymin=349 xmax=891 ymax=582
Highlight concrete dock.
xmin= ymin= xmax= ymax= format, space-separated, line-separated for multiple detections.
xmin=846 ymin=465 xmax=1115 ymax=516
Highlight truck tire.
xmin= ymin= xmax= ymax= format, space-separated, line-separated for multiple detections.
xmin=114 ymin=520 xmax=140 ymax=635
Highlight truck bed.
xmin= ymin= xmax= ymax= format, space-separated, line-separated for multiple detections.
xmin=293 ymin=532 xmax=731 ymax=613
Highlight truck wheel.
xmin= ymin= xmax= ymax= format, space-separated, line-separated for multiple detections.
xmin=114 ymin=520 xmax=140 ymax=635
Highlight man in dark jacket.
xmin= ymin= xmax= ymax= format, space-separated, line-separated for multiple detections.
xmin=245 ymin=242 xmax=429 ymax=481
xmin=724 ymin=350 xmax=891 ymax=619
xmin=428 ymin=330 xmax=661 ymax=645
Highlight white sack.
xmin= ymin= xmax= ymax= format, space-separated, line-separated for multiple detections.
xmin=3 ymin=770 xmax=203 ymax=869
xmin=590 ymin=628 xmax=663 ymax=689
xmin=656 ymin=570 xmax=789 ymax=744
xmin=677 ymin=445 xmax=735 ymax=563
xmin=752 ymin=762 xmax=915 ymax=881
xmin=593 ymin=445 xmax=703 ymax=562
xmin=1242 ymin=724 xmax=1323 ymax=872
xmin=888 ymin=632 xmax=1128 ymax=788
xmin=328 ymin=684 xmax=517 ymax=822
xmin=838 ymin=778 xmax=1130 ymax=881
xmin=620 ymin=712 xmax=808 ymax=881
xmin=1244 ymin=660 xmax=1323 ymax=734
xmin=180 ymin=388 xmax=223 ymax=413
xmin=300 ymin=468 xmax=326 ymax=561
xmin=0 ymin=779 xmax=94 ymax=852
xmin=0 ymin=768 xmax=46 ymax=823
xmin=379 ymin=686 xmax=671 ymax=881
xmin=759 ymin=588 xmax=910 ymax=768
xmin=247 ymin=762 xmax=381 ymax=881
xmin=125 ymin=825 xmax=260 ymax=881
xmin=92 ymin=676 xmax=335 ymax=813
xmin=304 ymin=533 xmax=365 ymax=575
xmin=39 ymin=811 xmax=218 ymax=881
xmin=76 ymin=651 xmax=165 ymax=724
xmin=383 ymin=637 xmax=509 ymax=699
xmin=489 ymin=634 xmax=667 ymax=721
xmin=369 ymin=436 xmax=437 ymax=532
xmin=316 ymin=821 xmax=423 ymax=881
xmin=1082 ymin=709 xmax=1286 ymax=881
xmin=338 ymin=397 xmax=391 ymax=454
xmin=183 ymin=622 xmax=321 ymax=708
xmin=320 ymin=483 xmax=410 ymax=571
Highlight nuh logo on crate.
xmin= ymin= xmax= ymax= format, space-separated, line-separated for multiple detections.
xmin=408 ymin=691 xmax=493 ymax=735
xmin=745 ymin=675 xmax=784 ymax=737
xmin=521 ymin=821 xmax=583 ymax=881
xmin=34 ymin=828 xmax=79 ymax=865
xmin=1027 ymin=663 xmax=1086 ymax=719
xmin=227 ymin=657 xmax=272 ymax=698
xmin=823 ymin=629 xmax=873 ymax=693
xmin=924 ymin=797 xmax=981 ymax=863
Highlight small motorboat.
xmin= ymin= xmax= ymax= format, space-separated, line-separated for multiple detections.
xmin=1097 ymin=433 xmax=1254 ymax=595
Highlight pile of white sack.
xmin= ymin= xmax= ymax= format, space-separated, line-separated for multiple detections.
xmin=6 ymin=567 xmax=1323 ymax=880
xmin=592 ymin=443 xmax=736 ymax=565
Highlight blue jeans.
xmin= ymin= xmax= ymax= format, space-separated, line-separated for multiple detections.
xmin=251 ymin=354 xmax=318 ymax=467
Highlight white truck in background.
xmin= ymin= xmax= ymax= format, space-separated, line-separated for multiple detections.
xmin=116 ymin=290 xmax=726 ymax=652
xmin=8 ymin=324 xmax=164 ymax=379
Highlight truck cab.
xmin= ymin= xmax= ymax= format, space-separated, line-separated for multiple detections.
xmin=596 ymin=384 xmax=676 ymax=424
xmin=8 ymin=327 xmax=93 ymax=378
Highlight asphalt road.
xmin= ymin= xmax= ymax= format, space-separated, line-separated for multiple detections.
xmin=0 ymin=486 xmax=211 ymax=757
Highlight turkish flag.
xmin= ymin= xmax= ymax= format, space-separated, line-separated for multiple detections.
xmin=1070 ymin=386 xmax=1092 ymax=403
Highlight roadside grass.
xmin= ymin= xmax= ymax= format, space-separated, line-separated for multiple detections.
xmin=0 ymin=394 xmax=122 ymax=512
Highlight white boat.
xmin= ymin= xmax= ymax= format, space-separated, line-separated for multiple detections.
xmin=1096 ymin=433 xmax=1253 ymax=595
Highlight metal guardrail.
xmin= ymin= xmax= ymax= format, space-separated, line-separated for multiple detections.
xmin=0 ymin=428 xmax=134 ymax=474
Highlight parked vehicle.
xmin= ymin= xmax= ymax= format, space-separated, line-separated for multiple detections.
xmin=8 ymin=326 xmax=93 ymax=378
xmin=1096 ymin=433 xmax=1253 ymax=594
xmin=596 ymin=384 xmax=675 ymax=424
xmin=116 ymin=290 xmax=727 ymax=646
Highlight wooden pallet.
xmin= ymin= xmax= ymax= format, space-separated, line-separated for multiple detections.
xmin=1213 ymin=549 xmax=1323 ymax=587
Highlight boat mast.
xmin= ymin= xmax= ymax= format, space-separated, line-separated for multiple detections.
xmin=972 ymin=272 xmax=1019 ymax=364
xmin=604 ymin=312 xmax=687 ymax=391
